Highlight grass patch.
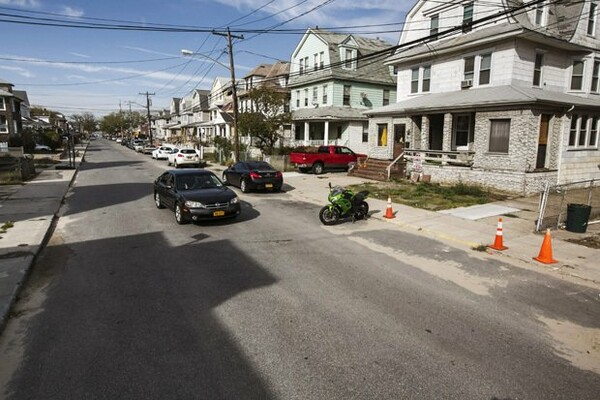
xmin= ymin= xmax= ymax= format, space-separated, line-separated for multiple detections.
xmin=0 ymin=171 xmax=22 ymax=185
xmin=348 ymin=180 xmax=508 ymax=211
xmin=0 ymin=220 xmax=14 ymax=234
xmin=34 ymin=157 xmax=62 ymax=169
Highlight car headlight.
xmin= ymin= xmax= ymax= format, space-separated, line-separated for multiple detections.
xmin=230 ymin=196 xmax=239 ymax=204
xmin=184 ymin=200 xmax=206 ymax=208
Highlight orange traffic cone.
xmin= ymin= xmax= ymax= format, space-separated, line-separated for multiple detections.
xmin=488 ymin=217 xmax=508 ymax=251
xmin=533 ymin=229 xmax=558 ymax=264
xmin=384 ymin=196 xmax=395 ymax=219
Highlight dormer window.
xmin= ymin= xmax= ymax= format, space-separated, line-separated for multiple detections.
xmin=462 ymin=2 xmax=474 ymax=33
xmin=430 ymin=14 xmax=439 ymax=38
xmin=535 ymin=1 xmax=547 ymax=26
xmin=587 ymin=2 xmax=597 ymax=36
xmin=343 ymin=48 xmax=356 ymax=69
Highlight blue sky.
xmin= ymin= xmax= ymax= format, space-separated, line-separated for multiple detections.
xmin=0 ymin=0 xmax=411 ymax=117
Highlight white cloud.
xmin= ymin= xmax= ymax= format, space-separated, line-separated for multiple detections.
xmin=0 ymin=0 xmax=41 ymax=8
xmin=5 ymin=54 xmax=202 ymax=84
xmin=60 ymin=6 xmax=84 ymax=18
xmin=0 ymin=65 xmax=34 ymax=78
xmin=70 ymin=52 xmax=91 ymax=59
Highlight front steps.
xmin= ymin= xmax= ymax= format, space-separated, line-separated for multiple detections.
xmin=349 ymin=157 xmax=405 ymax=181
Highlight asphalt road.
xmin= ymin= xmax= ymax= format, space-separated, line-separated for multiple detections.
xmin=0 ymin=140 xmax=599 ymax=399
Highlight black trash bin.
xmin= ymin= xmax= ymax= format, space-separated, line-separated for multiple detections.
xmin=566 ymin=203 xmax=592 ymax=233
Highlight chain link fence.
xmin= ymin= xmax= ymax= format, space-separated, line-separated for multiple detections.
xmin=536 ymin=179 xmax=600 ymax=232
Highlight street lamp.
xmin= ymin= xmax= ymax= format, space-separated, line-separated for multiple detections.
xmin=181 ymin=45 xmax=241 ymax=162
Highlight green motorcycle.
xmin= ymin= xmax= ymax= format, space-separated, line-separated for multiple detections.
xmin=319 ymin=183 xmax=369 ymax=225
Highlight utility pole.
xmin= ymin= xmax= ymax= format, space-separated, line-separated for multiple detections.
xmin=213 ymin=28 xmax=244 ymax=162
xmin=139 ymin=92 xmax=155 ymax=144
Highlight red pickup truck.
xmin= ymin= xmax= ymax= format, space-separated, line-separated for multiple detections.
xmin=289 ymin=145 xmax=365 ymax=174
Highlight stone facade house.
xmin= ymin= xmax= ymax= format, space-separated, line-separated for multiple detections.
xmin=365 ymin=0 xmax=600 ymax=194
xmin=289 ymin=28 xmax=397 ymax=154
xmin=0 ymin=78 xmax=22 ymax=145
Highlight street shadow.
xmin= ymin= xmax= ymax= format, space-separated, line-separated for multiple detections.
xmin=6 ymin=231 xmax=277 ymax=398
xmin=62 ymin=182 xmax=153 ymax=215
xmin=78 ymin=160 xmax=146 ymax=171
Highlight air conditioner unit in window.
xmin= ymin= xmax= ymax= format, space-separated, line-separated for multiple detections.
xmin=461 ymin=79 xmax=473 ymax=89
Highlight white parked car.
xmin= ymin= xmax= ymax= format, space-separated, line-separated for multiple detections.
xmin=168 ymin=148 xmax=201 ymax=168
xmin=152 ymin=145 xmax=175 ymax=160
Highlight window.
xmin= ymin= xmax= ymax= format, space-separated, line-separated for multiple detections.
xmin=533 ymin=53 xmax=544 ymax=87
xmin=592 ymin=60 xmax=600 ymax=93
xmin=319 ymin=51 xmax=324 ymax=69
xmin=296 ymin=90 xmax=300 ymax=107
xmin=312 ymin=87 xmax=318 ymax=104
xmin=299 ymin=58 xmax=304 ymax=75
xmin=0 ymin=115 xmax=7 ymax=133
xmin=588 ymin=2 xmax=597 ymax=36
xmin=463 ymin=2 xmax=474 ymax=33
xmin=430 ymin=14 xmax=439 ymax=38
xmin=479 ymin=54 xmax=491 ymax=85
xmin=568 ymin=114 xmax=599 ymax=148
xmin=454 ymin=115 xmax=471 ymax=148
xmin=411 ymin=68 xmax=419 ymax=93
xmin=464 ymin=56 xmax=475 ymax=81
xmin=362 ymin=122 xmax=369 ymax=142
xmin=314 ymin=53 xmax=319 ymax=70
xmin=579 ymin=116 xmax=589 ymax=146
xmin=489 ymin=119 xmax=511 ymax=153
xmin=344 ymin=49 xmax=354 ymax=69
xmin=304 ymin=89 xmax=309 ymax=106
xmin=422 ymin=66 xmax=431 ymax=92
xmin=377 ymin=124 xmax=388 ymax=146
xmin=569 ymin=115 xmax=578 ymax=146
xmin=590 ymin=117 xmax=599 ymax=146
xmin=571 ymin=60 xmax=584 ymax=90
xmin=343 ymin=85 xmax=351 ymax=106
xmin=322 ymin=84 xmax=328 ymax=104
xmin=535 ymin=1 xmax=546 ymax=26
xmin=383 ymin=89 xmax=390 ymax=106
xmin=0 ymin=97 xmax=5 ymax=111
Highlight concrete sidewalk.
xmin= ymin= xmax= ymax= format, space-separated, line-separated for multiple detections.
xmin=0 ymin=150 xmax=82 ymax=331
xmin=1 ymin=150 xmax=598 ymax=333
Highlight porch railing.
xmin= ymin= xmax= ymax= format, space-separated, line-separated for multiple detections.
xmin=404 ymin=149 xmax=475 ymax=167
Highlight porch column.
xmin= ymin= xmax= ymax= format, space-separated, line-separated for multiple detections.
xmin=442 ymin=113 xmax=452 ymax=152
xmin=324 ymin=121 xmax=329 ymax=145
xmin=420 ymin=115 xmax=430 ymax=150
xmin=304 ymin=121 xmax=310 ymax=145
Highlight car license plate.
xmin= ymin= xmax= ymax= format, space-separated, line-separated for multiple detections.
xmin=213 ymin=210 xmax=225 ymax=217
xmin=265 ymin=183 xmax=273 ymax=188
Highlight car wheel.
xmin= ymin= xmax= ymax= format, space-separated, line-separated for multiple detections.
xmin=154 ymin=192 xmax=164 ymax=209
xmin=312 ymin=162 xmax=324 ymax=175
xmin=174 ymin=203 xmax=189 ymax=225
xmin=174 ymin=161 xmax=179 ymax=169
xmin=222 ymin=172 xmax=229 ymax=185
xmin=240 ymin=179 xmax=250 ymax=193
xmin=167 ymin=160 xmax=171 ymax=166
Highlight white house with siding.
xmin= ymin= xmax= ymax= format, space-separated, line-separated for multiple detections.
xmin=365 ymin=0 xmax=600 ymax=194
xmin=289 ymin=28 xmax=397 ymax=154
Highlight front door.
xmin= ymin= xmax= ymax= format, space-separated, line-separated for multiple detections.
xmin=536 ymin=114 xmax=550 ymax=169
xmin=393 ymin=124 xmax=406 ymax=158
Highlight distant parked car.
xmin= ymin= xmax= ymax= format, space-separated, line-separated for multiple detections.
xmin=34 ymin=144 xmax=52 ymax=152
xmin=152 ymin=145 xmax=175 ymax=160
xmin=142 ymin=144 xmax=157 ymax=155
xmin=168 ymin=148 xmax=202 ymax=168
xmin=153 ymin=169 xmax=241 ymax=224
xmin=222 ymin=161 xmax=283 ymax=193
xmin=133 ymin=141 xmax=145 ymax=152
